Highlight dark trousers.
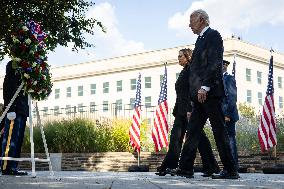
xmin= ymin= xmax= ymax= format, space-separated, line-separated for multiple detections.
xmin=1 ymin=115 xmax=27 ymax=171
xmin=160 ymin=115 xmax=219 ymax=172
xmin=178 ymin=98 xmax=237 ymax=173
xmin=225 ymin=120 xmax=238 ymax=169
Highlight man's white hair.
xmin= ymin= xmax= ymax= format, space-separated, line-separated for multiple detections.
xmin=191 ymin=9 xmax=210 ymax=25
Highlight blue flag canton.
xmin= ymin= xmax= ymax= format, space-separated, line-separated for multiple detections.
xmin=266 ymin=56 xmax=274 ymax=96
xmin=134 ymin=73 xmax=142 ymax=108
xmin=158 ymin=66 xmax=167 ymax=104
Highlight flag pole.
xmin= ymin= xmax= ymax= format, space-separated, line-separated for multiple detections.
xmin=270 ymin=48 xmax=277 ymax=164
xmin=137 ymin=150 xmax=140 ymax=167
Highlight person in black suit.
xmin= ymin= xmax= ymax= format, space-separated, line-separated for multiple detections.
xmin=156 ymin=48 xmax=219 ymax=177
xmin=1 ymin=61 xmax=28 ymax=176
xmin=222 ymin=60 xmax=239 ymax=170
xmin=176 ymin=9 xmax=239 ymax=179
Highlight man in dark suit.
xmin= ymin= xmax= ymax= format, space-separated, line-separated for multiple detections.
xmin=176 ymin=9 xmax=239 ymax=179
xmin=222 ymin=60 xmax=239 ymax=170
xmin=156 ymin=49 xmax=219 ymax=177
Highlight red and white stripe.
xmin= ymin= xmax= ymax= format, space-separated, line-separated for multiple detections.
xmin=152 ymin=100 xmax=169 ymax=152
xmin=258 ymin=95 xmax=277 ymax=152
xmin=129 ymin=107 xmax=141 ymax=152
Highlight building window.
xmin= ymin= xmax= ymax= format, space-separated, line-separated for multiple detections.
xmin=130 ymin=98 xmax=135 ymax=109
xmin=103 ymin=82 xmax=109 ymax=93
xmin=55 ymin=89 xmax=60 ymax=99
xmin=103 ymin=101 xmax=109 ymax=112
xmin=130 ymin=79 xmax=136 ymax=90
xmin=117 ymin=80 xmax=122 ymax=92
xmin=145 ymin=96 xmax=151 ymax=108
xmin=54 ymin=106 xmax=59 ymax=116
xmin=279 ymin=96 xmax=283 ymax=109
xmin=278 ymin=77 xmax=283 ymax=89
xmin=145 ymin=77 xmax=151 ymax=88
xmin=90 ymin=84 xmax=96 ymax=95
xmin=43 ymin=107 xmax=48 ymax=116
xmin=115 ymin=99 xmax=122 ymax=111
xmin=176 ymin=72 xmax=180 ymax=80
xmin=66 ymin=87 xmax=71 ymax=98
xmin=246 ymin=68 xmax=251 ymax=81
xmin=258 ymin=92 xmax=263 ymax=105
xmin=257 ymin=71 xmax=262 ymax=84
xmin=66 ymin=105 xmax=71 ymax=114
xmin=90 ymin=102 xmax=96 ymax=112
xmin=78 ymin=103 xmax=84 ymax=113
xmin=78 ymin=86 xmax=83 ymax=96
xmin=246 ymin=90 xmax=252 ymax=103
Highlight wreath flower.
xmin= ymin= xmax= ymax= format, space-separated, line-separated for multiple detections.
xmin=9 ymin=20 xmax=52 ymax=101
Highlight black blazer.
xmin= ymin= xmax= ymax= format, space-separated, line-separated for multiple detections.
xmin=3 ymin=61 xmax=29 ymax=117
xmin=172 ymin=64 xmax=192 ymax=117
xmin=189 ymin=27 xmax=225 ymax=101
xmin=222 ymin=73 xmax=239 ymax=122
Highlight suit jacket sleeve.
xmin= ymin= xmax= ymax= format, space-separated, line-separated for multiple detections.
xmin=202 ymin=31 xmax=223 ymax=88
xmin=223 ymin=75 xmax=237 ymax=117
xmin=3 ymin=61 xmax=19 ymax=113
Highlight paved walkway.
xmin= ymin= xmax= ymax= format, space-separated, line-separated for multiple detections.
xmin=0 ymin=171 xmax=284 ymax=189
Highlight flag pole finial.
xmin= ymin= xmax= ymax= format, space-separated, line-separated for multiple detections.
xmin=270 ymin=48 xmax=274 ymax=55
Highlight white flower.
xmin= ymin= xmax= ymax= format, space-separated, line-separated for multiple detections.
xmin=12 ymin=36 xmax=20 ymax=43
xmin=32 ymin=62 xmax=37 ymax=67
xmin=24 ymin=73 xmax=30 ymax=78
xmin=29 ymin=50 xmax=34 ymax=54
xmin=12 ymin=57 xmax=21 ymax=62
xmin=33 ymin=81 xmax=37 ymax=85
xmin=42 ymin=75 xmax=46 ymax=80
xmin=28 ymin=89 xmax=34 ymax=93
xmin=25 ymin=38 xmax=32 ymax=45
xmin=22 ymin=26 xmax=29 ymax=31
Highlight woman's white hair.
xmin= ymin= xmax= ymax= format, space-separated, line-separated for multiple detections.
xmin=191 ymin=9 xmax=210 ymax=25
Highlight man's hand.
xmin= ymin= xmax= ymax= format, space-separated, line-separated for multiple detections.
xmin=197 ymin=88 xmax=207 ymax=103
xmin=225 ymin=116 xmax=231 ymax=122
xmin=7 ymin=112 xmax=16 ymax=120
xmin=187 ymin=112 xmax=192 ymax=122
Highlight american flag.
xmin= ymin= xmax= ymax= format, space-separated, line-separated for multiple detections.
xmin=258 ymin=55 xmax=277 ymax=152
xmin=232 ymin=56 xmax=236 ymax=78
xmin=129 ymin=73 xmax=142 ymax=152
xmin=152 ymin=64 xmax=169 ymax=152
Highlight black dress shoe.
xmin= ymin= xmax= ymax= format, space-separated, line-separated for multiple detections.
xmin=202 ymin=168 xmax=220 ymax=177
xmin=211 ymin=170 xmax=240 ymax=179
xmin=173 ymin=168 xmax=194 ymax=178
xmin=155 ymin=168 xmax=173 ymax=176
xmin=2 ymin=169 xmax=28 ymax=176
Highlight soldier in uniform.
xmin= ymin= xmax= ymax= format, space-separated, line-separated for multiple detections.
xmin=1 ymin=61 xmax=28 ymax=175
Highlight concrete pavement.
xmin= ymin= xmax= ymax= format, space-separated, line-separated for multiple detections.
xmin=0 ymin=171 xmax=284 ymax=189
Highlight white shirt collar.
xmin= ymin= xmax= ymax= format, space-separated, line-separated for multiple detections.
xmin=199 ymin=26 xmax=209 ymax=36
xmin=223 ymin=72 xmax=228 ymax=76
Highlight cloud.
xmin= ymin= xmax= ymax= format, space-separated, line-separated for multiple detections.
xmin=168 ymin=0 xmax=284 ymax=39
xmin=86 ymin=2 xmax=146 ymax=58
xmin=48 ymin=2 xmax=146 ymax=67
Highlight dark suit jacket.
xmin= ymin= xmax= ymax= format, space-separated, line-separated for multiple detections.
xmin=189 ymin=27 xmax=224 ymax=101
xmin=172 ymin=64 xmax=192 ymax=117
xmin=3 ymin=61 xmax=29 ymax=117
xmin=222 ymin=73 xmax=239 ymax=122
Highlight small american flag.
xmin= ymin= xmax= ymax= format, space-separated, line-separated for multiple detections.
xmin=152 ymin=64 xmax=169 ymax=152
xmin=232 ymin=57 xmax=236 ymax=78
xmin=258 ymin=55 xmax=277 ymax=152
xmin=129 ymin=73 xmax=142 ymax=152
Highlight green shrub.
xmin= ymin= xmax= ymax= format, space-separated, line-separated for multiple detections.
xmin=21 ymin=116 xmax=284 ymax=153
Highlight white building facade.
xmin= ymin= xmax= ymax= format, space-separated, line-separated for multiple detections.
xmin=0 ymin=38 xmax=283 ymax=123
